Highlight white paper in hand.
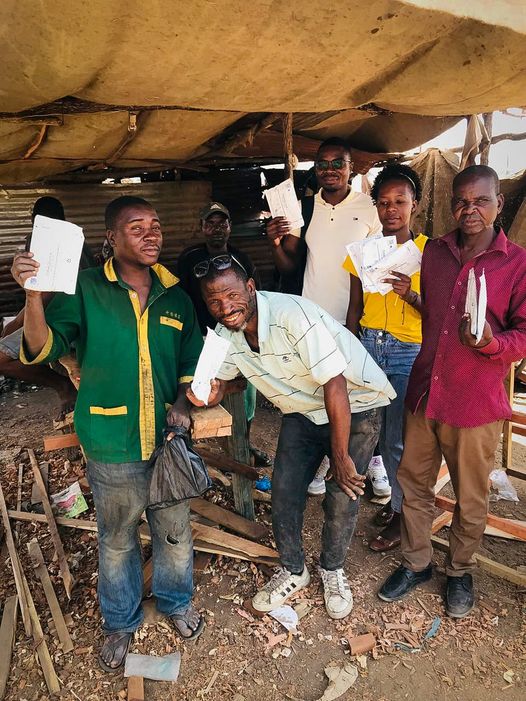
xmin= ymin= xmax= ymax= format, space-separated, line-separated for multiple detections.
xmin=264 ymin=178 xmax=304 ymax=229
xmin=364 ymin=240 xmax=423 ymax=296
xmin=465 ymin=268 xmax=487 ymax=343
xmin=191 ymin=328 xmax=231 ymax=405
xmin=24 ymin=215 xmax=84 ymax=294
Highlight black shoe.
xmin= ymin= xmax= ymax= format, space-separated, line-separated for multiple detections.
xmin=378 ymin=564 xmax=433 ymax=602
xmin=446 ymin=574 xmax=474 ymax=618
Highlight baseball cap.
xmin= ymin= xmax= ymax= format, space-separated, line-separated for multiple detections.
xmin=200 ymin=202 xmax=231 ymax=221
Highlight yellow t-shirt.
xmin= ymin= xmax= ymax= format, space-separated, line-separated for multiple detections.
xmin=343 ymin=234 xmax=428 ymax=344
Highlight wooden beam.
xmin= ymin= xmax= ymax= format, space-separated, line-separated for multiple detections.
xmin=43 ymin=433 xmax=80 ymax=451
xmin=431 ymin=511 xmax=452 ymax=534
xmin=27 ymin=449 xmax=75 ymax=598
xmin=0 ymin=595 xmax=18 ymax=701
xmin=0 ymin=482 xmax=32 ymax=635
xmin=434 ymin=494 xmax=526 ymax=541
xmin=27 ymin=539 xmax=74 ymax=653
xmin=192 ymin=539 xmax=278 ymax=565
xmin=206 ymin=467 xmax=232 ymax=487
xmin=190 ymin=498 xmax=268 ymax=541
xmin=18 ymin=553 xmax=61 ymax=695
xmin=502 ymin=365 xmax=515 ymax=470
xmin=196 ymin=447 xmax=259 ymax=480
xmin=431 ymin=535 xmax=526 ymax=587
xmin=8 ymin=510 xmax=97 ymax=532
xmin=31 ymin=462 xmax=49 ymax=505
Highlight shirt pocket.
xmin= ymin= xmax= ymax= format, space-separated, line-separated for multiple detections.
xmin=89 ymin=405 xmax=128 ymax=455
xmin=160 ymin=316 xmax=183 ymax=331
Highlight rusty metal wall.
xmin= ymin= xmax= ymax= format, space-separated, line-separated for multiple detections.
xmin=0 ymin=179 xmax=277 ymax=317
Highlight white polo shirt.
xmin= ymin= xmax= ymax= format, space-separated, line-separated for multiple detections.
xmin=216 ymin=291 xmax=395 ymax=425
xmin=291 ymin=189 xmax=381 ymax=324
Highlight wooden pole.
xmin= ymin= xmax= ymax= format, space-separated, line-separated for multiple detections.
xmin=282 ymin=112 xmax=294 ymax=181
xmin=502 ymin=364 xmax=515 ymax=471
xmin=480 ymin=112 xmax=493 ymax=165
xmin=222 ymin=390 xmax=256 ymax=520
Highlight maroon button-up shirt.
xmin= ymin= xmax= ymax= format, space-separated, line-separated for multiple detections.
xmin=406 ymin=228 xmax=526 ymax=427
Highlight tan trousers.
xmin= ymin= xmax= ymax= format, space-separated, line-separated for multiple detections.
xmin=398 ymin=402 xmax=502 ymax=577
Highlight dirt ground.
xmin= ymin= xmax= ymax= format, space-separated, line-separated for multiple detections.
xmin=0 ymin=385 xmax=525 ymax=701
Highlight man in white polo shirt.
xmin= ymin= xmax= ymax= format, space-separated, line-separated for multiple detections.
xmin=186 ymin=258 xmax=395 ymax=620
xmin=266 ymin=137 xmax=387 ymax=496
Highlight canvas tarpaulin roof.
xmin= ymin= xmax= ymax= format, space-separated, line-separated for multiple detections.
xmin=0 ymin=0 xmax=525 ymax=183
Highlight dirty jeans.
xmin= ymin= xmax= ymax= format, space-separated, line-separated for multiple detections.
xmin=271 ymin=409 xmax=380 ymax=573
xmin=360 ymin=328 xmax=420 ymax=513
xmin=87 ymin=459 xmax=193 ymax=634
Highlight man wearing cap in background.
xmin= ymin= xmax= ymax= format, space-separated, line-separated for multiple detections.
xmin=177 ymin=202 xmax=272 ymax=467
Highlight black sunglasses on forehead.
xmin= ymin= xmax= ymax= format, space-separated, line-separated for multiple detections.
xmin=193 ymin=253 xmax=248 ymax=279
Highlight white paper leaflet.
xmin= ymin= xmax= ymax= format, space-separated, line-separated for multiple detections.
xmin=465 ymin=268 xmax=487 ymax=343
xmin=24 ymin=215 xmax=85 ymax=294
xmin=264 ymin=178 xmax=304 ymax=229
xmin=346 ymin=237 xmax=422 ymax=295
xmin=191 ymin=328 xmax=231 ymax=404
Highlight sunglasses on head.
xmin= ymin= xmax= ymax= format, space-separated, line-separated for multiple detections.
xmin=193 ymin=253 xmax=248 ymax=279
xmin=314 ymin=158 xmax=351 ymax=171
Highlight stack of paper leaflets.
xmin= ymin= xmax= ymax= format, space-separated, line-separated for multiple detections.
xmin=346 ymin=236 xmax=423 ymax=295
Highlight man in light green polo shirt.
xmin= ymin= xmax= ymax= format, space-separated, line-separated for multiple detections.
xmin=187 ymin=257 xmax=395 ymax=621
xmin=11 ymin=196 xmax=204 ymax=672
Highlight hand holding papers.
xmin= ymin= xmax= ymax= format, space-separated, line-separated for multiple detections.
xmin=24 ymin=215 xmax=84 ymax=294
xmin=346 ymin=236 xmax=422 ymax=295
xmin=191 ymin=328 xmax=231 ymax=405
xmin=264 ymin=179 xmax=304 ymax=229
xmin=465 ymin=268 xmax=487 ymax=344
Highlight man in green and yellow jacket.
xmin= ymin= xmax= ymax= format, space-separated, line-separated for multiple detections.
xmin=12 ymin=195 xmax=204 ymax=671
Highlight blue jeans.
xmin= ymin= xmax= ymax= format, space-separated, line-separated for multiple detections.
xmin=272 ymin=409 xmax=380 ymax=572
xmin=87 ymin=459 xmax=194 ymax=634
xmin=360 ymin=328 xmax=421 ymax=514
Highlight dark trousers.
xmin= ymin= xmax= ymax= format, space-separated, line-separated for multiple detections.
xmin=271 ymin=409 xmax=380 ymax=572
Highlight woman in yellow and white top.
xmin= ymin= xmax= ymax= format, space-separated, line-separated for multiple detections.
xmin=344 ymin=164 xmax=428 ymax=553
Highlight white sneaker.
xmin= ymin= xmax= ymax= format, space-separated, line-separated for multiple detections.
xmin=367 ymin=456 xmax=391 ymax=497
xmin=308 ymin=456 xmax=330 ymax=496
xmin=319 ymin=567 xmax=354 ymax=619
xmin=252 ymin=566 xmax=310 ymax=612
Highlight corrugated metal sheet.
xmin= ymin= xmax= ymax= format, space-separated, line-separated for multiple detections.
xmin=0 ymin=178 xmax=278 ymax=317
xmin=0 ymin=181 xmax=211 ymax=316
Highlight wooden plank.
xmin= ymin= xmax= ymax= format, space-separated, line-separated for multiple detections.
xmin=512 ymin=425 xmax=526 ymax=438
xmin=216 ymin=426 xmax=232 ymax=437
xmin=222 ymin=390 xmax=256 ymax=520
xmin=127 ymin=675 xmax=144 ymax=701
xmin=434 ymin=463 xmax=450 ymax=494
xmin=206 ymin=467 xmax=232 ymax=487
xmin=191 ymin=404 xmax=232 ymax=432
xmin=52 ymin=411 xmax=75 ymax=431
xmin=431 ymin=535 xmax=526 ymax=587
xmin=28 ymin=539 xmax=74 ymax=653
xmin=192 ymin=539 xmax=278 ymax=565
xmin=31 ymin=462 xmax=49 ymax=505
xmin=0 ymin=595 xmax=18 ymax=701
xmin=43 ymin=433 xmax=80 ymax=451
xmin=196 ymin=447 xmax=259 ymax=480
xmin=511 ymin=411 xmax=526 ymax=426
xmin=0 ymin=482 xmax=32 ymax=635
xmin=190 ymin=498 xmax=268 ymax=541
xmin=18 ymin=553 xmax=61 ymax=695
xmin=191 ymin=521 xmax=277 ymax=561
xmin=506 ymin=464 xmax=526 ymax=481
xmin=431 ymin=511 xmax=453 ymax=534
xmin=435 ymin=494 xmax=526 ymax=541
xmin=27 ymin=449 xmax=75 ymax=598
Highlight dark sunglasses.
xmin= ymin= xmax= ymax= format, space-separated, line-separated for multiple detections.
xmin=193 ymin=253 xmax=247 ymax=279
xmin=314 ymin=158 xmax=351 ymax=171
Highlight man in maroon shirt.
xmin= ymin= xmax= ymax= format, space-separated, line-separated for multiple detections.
xmin=378 ymin=165 xmax=526 ymax=618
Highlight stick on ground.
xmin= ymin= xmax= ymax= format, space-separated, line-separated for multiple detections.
xmin=28 ymin=538 xmax=74 ymax=653
xmin=0 ymin=595 xmax=18 ymax=700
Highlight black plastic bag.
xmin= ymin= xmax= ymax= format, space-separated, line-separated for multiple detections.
xmin=147 ymin=426 xmax=212 ymax=510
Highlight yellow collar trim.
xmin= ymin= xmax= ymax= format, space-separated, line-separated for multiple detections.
xmin=103 ymin=258 xmax=179 ymax=288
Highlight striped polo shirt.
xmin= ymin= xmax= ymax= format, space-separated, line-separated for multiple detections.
xmin=216 ymin=291 xmax=395 ymax=424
